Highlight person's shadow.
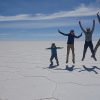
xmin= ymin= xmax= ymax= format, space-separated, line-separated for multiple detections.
xmin=54 ymin=65 xmax=80 ymax=72
xmin=79 ymin=65 xmax=100 ymax=74
xmin=49 ymin=64 xmax=58 ymax=69
xmin=65 ymin=65 xmax=80 ymax=71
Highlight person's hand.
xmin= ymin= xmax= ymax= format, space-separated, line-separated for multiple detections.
xmin=79 ymin=21 xmax=81 ymax=24
xmin=58 ymin=29 xmax=60 ymax=33
xmin=93 ymin=19 xmax=95 ymax=23
xmin=93 ymin=19 xmax=95 ymax=22
xmin=61 ymin=47 xmax=64 ymax=49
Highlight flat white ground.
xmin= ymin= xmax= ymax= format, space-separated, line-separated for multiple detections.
xmin=0 ymin=41 xmax=100 ymax=100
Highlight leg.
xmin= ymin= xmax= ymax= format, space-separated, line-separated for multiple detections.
xmin=89 ymin=42 xmax=97 ymax=61
xmin=55 ymin=56 xmax=59 ymax=66
xmin=50 ymin=55 xmax=54 ymax=66
xmin=71 ymin=44 xmax=75 ymax=63
xmin=82 ymin=43 xmax=88 ymax=61
xmin=66 ymin=44 xmax=70 ymax=63
xmin=94 ymin=39 xmax=100 ymax=55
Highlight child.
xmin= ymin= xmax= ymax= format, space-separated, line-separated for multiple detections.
xmin=58 ymin=29 xmax=82 ymax=63
xmin=79 ymin=20 xmax=97 ymax=61
xmin=46 ymin=43 xmax=63 ymax=66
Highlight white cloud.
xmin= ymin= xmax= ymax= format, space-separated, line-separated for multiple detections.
xmin=0 ymin=4 xmax=100 ymax=21
xmin=0 ymin=21 xmax=70 ymax=29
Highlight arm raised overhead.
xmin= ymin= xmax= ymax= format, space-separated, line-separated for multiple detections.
xmin=79 ymin=21 xmax=86 ymax=34
xmin=91 ymin=19 xmax=95 ymax=34
xmin=58 ymin=29 xmax=68 ymax=36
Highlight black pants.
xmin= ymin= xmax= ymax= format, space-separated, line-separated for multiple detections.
xmin=50 ymin=55 xmax=59 ymax=65
xmin=82 ymin=41 xmax=95 ymax=59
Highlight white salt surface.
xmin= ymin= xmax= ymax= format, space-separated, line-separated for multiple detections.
xmin=0 ymin=41 xmax=100 ymax=100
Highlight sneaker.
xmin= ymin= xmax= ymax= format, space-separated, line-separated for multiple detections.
xmin=92 ymin=56 xmax=97 ymax=61
xmin=66 ymin=60 xmax=68 ymax=63
xmin=72 ymin=60 xmax=75 ymax=64
xmin=82 ymin=57 xmax=84 ymax=61
xmin=50 ymin=63 xmax=53 ymax=66
xmin=91 ymin=55 xmax=93 ymax=57
xmin=57 ymin=63 xmax=59 ymax=66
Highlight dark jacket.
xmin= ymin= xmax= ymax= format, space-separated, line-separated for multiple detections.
xmin=58 ymin=31 xmax=82 ymax=44
xmin=47 ymin=47 xmax=62 ymax=56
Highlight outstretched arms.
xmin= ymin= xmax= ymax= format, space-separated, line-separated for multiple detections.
xmin=46 ymin=47 xmax=63 ymax=50
xmin=79 ymin=21 xmax=86 ymax=33
xmin=56 ymin=47 xmax=63 ymax=49
xmin=97 ymin=12 xmax=100 ymax=23
xmin=46 ymin=48 xmax=51 ymax=50
xmin=58 ymin=29 xmax=68 ymax=36
xmin=91 ymin=19 xmax=95 ymax=34
xmin=74 ymin=33 xmax=82 ymax=38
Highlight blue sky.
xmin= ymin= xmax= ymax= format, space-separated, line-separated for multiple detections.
xmin=0 ymin=0 xmax=100 ymax=40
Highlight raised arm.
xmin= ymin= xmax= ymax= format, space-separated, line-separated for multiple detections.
xmin=74 ymin=33 xmax=82 ymax=38
xmin=79 ymin=21 xmax=86 ymax=33
xmin=91 ymin=20 xmax=95 ymax=34
xmin=97 ymin=12 xmax=100 ymax=23
xmin=58 ymin=29 xmax=68 ymax=36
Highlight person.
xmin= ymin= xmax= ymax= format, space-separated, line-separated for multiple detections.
xmin=79 ymin=19 xmax=97 ymax=61
xmin=46 ymin=43 xmax=63 ymax=66
xmin=92 ymin=38 xmax=100 ymax=56
xmin=58 ymin=29 xmax=82 ymax=63
xmin=97 ymin=12 xmax=100 ymax=23
xmin=92 ymin=12 xmax=100 ymax=56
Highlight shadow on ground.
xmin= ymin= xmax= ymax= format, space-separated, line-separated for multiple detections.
xmin=46 ymin=64 xmax=100 ymax=74
xmin=79 ymin=65 xmax=100 ymax=74
xmin=53 ymin=65 xmax=80 ymax=72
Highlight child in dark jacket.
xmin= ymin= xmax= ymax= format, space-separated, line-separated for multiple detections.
xmin=46 ymin=43 xmax=63 ymax=66
xmin=58 ymin=29 xmax=82 ymax=63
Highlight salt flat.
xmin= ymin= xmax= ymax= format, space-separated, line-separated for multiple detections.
xmin=0 ymin=41 xmax=100 ymax=100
